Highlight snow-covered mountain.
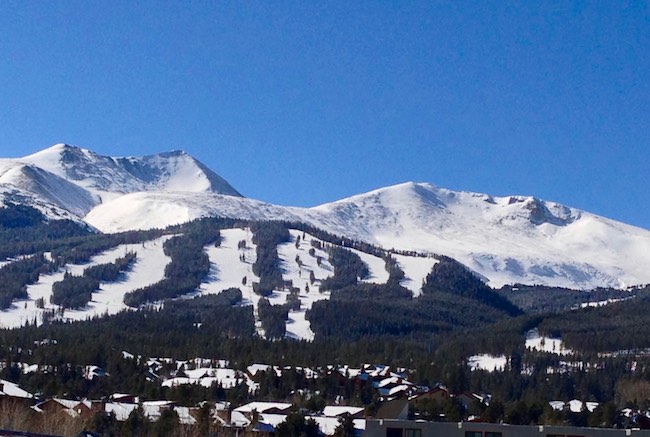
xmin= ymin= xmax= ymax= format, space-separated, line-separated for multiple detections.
xmin=309 ymin=183 xmax=650 ymax=290
xmin=0 ymin=144 xmax=240 ymax=219
xmin=2 ymin=144 xmax=650 ymax=290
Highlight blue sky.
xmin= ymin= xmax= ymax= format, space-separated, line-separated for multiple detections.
xmin=1 ymin=1 xmax=648 ymax=229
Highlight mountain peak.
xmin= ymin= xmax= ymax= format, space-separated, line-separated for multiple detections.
xmin=158 ymin=149 xmax=188 ymax=158
xmin=3 ymin=144 xmax=242 ymax=217
xmin=50 ymin=142 xmax=72 ymax=150
xmin=26 ymin=143 xmax=80 ymax=158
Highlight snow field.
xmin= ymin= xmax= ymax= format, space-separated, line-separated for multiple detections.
xmin=275 ymin=230 xmax=335 ymax=341
xmin=393 ymin=254 xmax=438 ymax=296
xmin=525 ymin=328 xmax=573 ymax=355
xmin=199 ymin=228 xmax=442 ymax=340
xmin=468 ymin=354 xmax=508 ymax=372
xmin=0 ymin=235 xmax=173 ymax=328
xmin=198 ymin=228 xmax=264 ymax=337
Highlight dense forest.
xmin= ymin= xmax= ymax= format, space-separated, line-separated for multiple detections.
xmin=251 ymin=221 xmax=292 ymax=296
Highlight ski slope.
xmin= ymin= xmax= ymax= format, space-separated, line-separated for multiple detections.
xmin=197 ymin=228 xmax=264 ymax=336
xmin=0 ymin=236 xmax=172 ymax=328
xmin=276 ymin=231 xmax=334 ymax=340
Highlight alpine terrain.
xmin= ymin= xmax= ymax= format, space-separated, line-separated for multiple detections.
xmin=2 ymin=144 xmax=648 ymax=290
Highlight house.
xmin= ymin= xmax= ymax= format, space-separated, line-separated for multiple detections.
xmin=455 ymin=392 xmax=486 ymax=410
xmin=410 ymin=386 xmax=450 ymax=404
xmin=234 ymin=401 xmax=293 ymax=416
xmin=0 ymin=378 xmax=34 ymax=407
xmin=322 ymin=406 xmax=365 ymax=419
xmin=374 ymin=399 xmax=409 ymax=420
xmin=110 ymin=393 xmax=138 ymax=404
xmin=34 ymin=398 xmax=100 ymax=420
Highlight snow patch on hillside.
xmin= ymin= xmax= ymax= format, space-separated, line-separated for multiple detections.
xmin=85 ymin=192 xmax=303 ymax=233
xmin=468 ymin=354 xmax=507 ymax=372
xmin=525 ymin=328 xmax=573 ymax=355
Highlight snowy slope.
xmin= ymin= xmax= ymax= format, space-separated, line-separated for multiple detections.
xmin=85 ymin=192 xmax=303 ymax=232
xmin=23 ymin=144 xmax=241 ymax=201
xmin=84 ymin=182 xmax=650 ymax=290
xmin=276 ymin=230 xmax=334 ymax=340
xmin=310 ymin=182 xmax=650 ymax=289
xmin=197 ymin=228 xmax=264 ymax=336
xmin=393 ymin=255 xmax=439 ymax=297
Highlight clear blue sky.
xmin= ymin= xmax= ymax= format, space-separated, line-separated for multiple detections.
xmin=1 ymin=1 xmax=648 ymax=229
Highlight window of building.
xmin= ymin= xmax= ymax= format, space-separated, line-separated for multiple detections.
xmin=485 ymin=432 xmax=502 ymax=437
xmin=465 ymin=432 xmax=482 ymax=437
xmin=547 ymin=434 xmax=564 ymax=437
xmin=405 ymin=429 xmax=422 ymax=437
xmin=386 ymin=428 xmax=403 ymax=437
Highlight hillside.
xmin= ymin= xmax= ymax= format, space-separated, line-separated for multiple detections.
xmin=0 ymin=216 xmax=444 ymax=341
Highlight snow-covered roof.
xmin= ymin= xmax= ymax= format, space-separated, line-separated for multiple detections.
xmin=311 ymin=416 xmax=366 ymax=435
xmin=568 ymin=399 xmax=599 ymax=413
xmin=549 ymin=399 xmax=599 ymax=413
xmin=230 ymin=411 xmax=251 ymax=427
xmin=259 ymin=413 xmax=366 ymax=435
xmin=387 ymin=384 xmax=413 ymax=396
xmin=162 ymin=377 xmax=191 ymax=387
xmin=185 ymin=368 xmax=210 ymax=379
xmin=0 ymin=378 xmax=34 ymax=399
xmin=142 ymin=401 xmax=174 ymax=421
xmin=378 ymin=377 xmax=403 ymax=388
xmin=248 ymin=364 xmax=283 ymax=377
xmin=105 ymin=402 xmax=138 ymax=421
xmin=174 ymin=406 xmax=197 ymax=425
xmin=342 ymin=368 xmax=362 ymax=378
xmin=111 ymin=393 xmax=138 ymax=402
xmin=51 ymin=398 xmax=79 ymax=409
xmin=234 ymin=401 xmax=292 ymax=414
xmin=247 ymin=364 xmax=271 ymax=376
xmin=322 ymin=406 xmax=364 ymax=417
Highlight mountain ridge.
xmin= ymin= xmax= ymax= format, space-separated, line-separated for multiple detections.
xmin=2 ymin=144 xmax=650 ymax=291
